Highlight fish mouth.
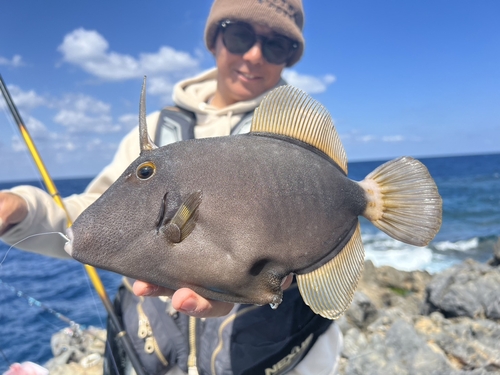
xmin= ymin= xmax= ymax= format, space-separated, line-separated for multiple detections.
xmin=64 ymin=227 xmax=74 ymax=256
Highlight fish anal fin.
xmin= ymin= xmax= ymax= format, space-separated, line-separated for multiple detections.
xmin=297 ymin=224 xmax=364 ymax=320
xmin=359 ymin=156 xmax=442 ymax=246
xmin=251 ymin=85 xmax=348 ymax=173
xmin=164 ymin=191 xmax=202 ymax=243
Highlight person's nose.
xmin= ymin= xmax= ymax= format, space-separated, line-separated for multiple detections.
xmin=242 ymin=40 xmax=265 ymax=64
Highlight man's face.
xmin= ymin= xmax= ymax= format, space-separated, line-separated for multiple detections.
xmin=211 ymin=23 xmax=286 ymax=107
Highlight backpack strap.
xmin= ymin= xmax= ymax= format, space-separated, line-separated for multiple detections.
xmin=154 ymin=106 xmax=197 ymax=145
xmin=230 ymin=111 xmax=254 ymax=135
xmin=155 ymin=106 xmax=254 ymax=145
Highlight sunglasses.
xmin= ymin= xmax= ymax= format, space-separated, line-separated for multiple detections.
xmin=219 ymin=20 xmax=298 ymax=65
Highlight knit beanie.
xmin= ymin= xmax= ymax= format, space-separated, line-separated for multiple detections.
xmin=205 ymin=0 xmax=305 ymax=67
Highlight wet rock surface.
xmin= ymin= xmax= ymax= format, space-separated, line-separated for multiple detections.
xmin=338 ymin=246 xmax=500 ymax=375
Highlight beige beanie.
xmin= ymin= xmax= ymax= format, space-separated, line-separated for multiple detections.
xmin=205 ymin=0 xmax=305 ymax=67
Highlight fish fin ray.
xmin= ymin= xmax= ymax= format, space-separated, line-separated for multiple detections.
xmin=297 ymin=224 xmax=364 ymax=320
xmin=359 ymin=156 xmax=442 ymax=246
xmin=166 ymin=191 xmax=202 ymax=243
xmin=139 ymin=76 xmax=158 ymax=153
xmin=250 ymin=85 xmax=347 ymax=173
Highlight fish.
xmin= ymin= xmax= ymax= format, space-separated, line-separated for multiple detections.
xmin=64 ymin=79 xmax=442 ymax=319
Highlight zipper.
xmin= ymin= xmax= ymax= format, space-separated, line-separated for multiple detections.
xmin=136 ymin=297 xmax=169 ymax=367
xmin=188 ymin=316 xmax=199 ymax=375
xmin=210 ymin=305 xmax=260 ymax=375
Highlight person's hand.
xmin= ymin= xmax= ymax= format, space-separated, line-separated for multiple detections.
xmin=0 ymin=192 xmax=28 ymax=236
xmin=132 ymin=274 xmax=294 ymax=318
xmin=133 ymin=281 xmax=234 ymax=318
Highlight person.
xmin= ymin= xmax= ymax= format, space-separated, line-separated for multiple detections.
xmin=0 ymin=0 xmax=343 ymax=374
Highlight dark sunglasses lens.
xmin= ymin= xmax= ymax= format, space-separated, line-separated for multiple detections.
xmin=263 ymin=36 xmax=294 ymax=65
xmin=221 ymin=21 xmax=296 ymax=65
xmin=222 ymin=23 xmax=256 ymax=54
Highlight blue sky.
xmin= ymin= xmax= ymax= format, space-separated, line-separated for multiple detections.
xmin=1 ymin=0 xmax=499 ymax=182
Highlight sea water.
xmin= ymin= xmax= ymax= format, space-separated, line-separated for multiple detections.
xmin=0 ymin=153 xmax=499 ymax=370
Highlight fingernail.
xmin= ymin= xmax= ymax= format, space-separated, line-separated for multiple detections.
xmin=179 ymin=298 xmax=197 ymax=313
xmin=142 ymin=285 xmax=159 ymax=296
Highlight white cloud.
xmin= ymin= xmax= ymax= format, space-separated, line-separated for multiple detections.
xmin=11 ymin=135 xmax=25 ymax=153
xmin=58 ymin=28 xmax=200 ymax=81
xmin=24 ymin=115 xmax=48 ymax=136
xmin=0 ymin=55 xmax=24 ymax=67
xmin=53 ymin=94 xmax=120 ymax=133
xmin=5 ymin=85 xmax=45 ymax=110
xmin=382 ymin=135 xmax=405 ymax=142
xmin=118 ymin=113 xmax=138 ymax=130
xmin=340 ymin=130 xmax=422 ymax=144
xmin=147 ymin=76 xmax=176 ymax=103
xmin=282 ymin=70 xmax=336 ymax=94
xmin=360 ymin=135 xmax=376 ymax=143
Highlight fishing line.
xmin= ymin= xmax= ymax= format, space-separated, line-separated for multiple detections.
xmin=0 ymin=277 xmax=79 ymax=328
xmin=83 ymin=264 xmax=106 ymax=328
xmin=0 ymin=232 xmax=69 ymax=268
xmin=0 ymin=347 xmax=11 ymax=367
xmin=0 ymin=274 xmax=107 ymax=343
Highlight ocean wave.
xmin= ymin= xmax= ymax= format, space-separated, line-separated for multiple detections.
xmin=360 ymin=232 xmax=489 ymax=274
xmin=432 ymin=237 xmax=479 ymax=252
xmin=361 ymin=232 xmax=434 ymax=272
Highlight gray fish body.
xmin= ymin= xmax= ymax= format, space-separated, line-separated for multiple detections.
xmin=66 ymin=84 xmax=442 ymax=319
xmin=69 ymin=134 xmax=366 ymax=305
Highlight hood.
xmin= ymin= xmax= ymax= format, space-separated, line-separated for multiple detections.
xmin=172 ymin=68 xmax=286 ymax=138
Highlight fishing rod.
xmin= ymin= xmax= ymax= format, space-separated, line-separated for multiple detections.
xmin=0 ymin=277 xmax=78 ymax=328
xmin=0 ymin=74 xmax=147 ymax=375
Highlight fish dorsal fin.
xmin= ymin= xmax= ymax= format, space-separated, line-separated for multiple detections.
xmin=297 ymin=223 xmax=364 ymax=319
xmin=251 ymin=85 xmax=347 ymax=173
xmin=164 ymin=191 xmax=202 ymax=243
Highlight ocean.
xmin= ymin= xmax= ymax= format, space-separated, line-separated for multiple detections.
xmin=0 ymin=153 xmax=499 ymax=371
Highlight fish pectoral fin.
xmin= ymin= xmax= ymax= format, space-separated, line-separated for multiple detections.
xmin=297 ymin=224 xmax=364 ymax=320
xmin=163 ymin=191 xmax=202 ymax=243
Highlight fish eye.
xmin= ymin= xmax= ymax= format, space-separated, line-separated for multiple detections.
xmin=136 ymin=161 xmax=156 ymax=180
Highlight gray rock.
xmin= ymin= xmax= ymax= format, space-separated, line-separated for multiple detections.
xmin=342 ymin=327 xmax=368 ymax=359
xmin=487 ymin=238 xmax=500 ymax=267
xmin=344 ymin=319 xmax=455 ymax=375
xmin=345 ymin=291 xmax=378 ymax=329
xmin=424 ymin=259 xmax=500 ymax=319
xmin=340 ymin=254 xmax=500 ymax=374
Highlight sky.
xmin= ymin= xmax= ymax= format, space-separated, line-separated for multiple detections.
xmin=0 ymin=0 xmax=499 ymax=182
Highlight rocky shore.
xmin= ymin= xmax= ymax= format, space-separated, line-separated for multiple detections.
xmin=338 ymin=239 xmax=500 ymax=375
xmin=43 ymin=241 xmax=500 ymax=375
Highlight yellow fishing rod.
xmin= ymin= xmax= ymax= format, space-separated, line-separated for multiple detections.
xmin=0 ymin=74 xmax=147 ymax=375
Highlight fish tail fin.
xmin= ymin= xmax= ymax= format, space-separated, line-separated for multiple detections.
xmin=358 ymin=156 xmax=442 ymax=246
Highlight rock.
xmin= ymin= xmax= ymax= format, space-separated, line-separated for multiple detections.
xmin=344 ymin=291 xmax=378 ymax=329
xmin=414 ymin=314 xmax=500 ymax=372
xmin=424 ymin=259 xmax=500 ymax=319
xmin=342 ymin=327 xmax=368 ymax=359
xmin=44 ymin=326 xmax=106 ymax=375
xmin=339 ymin=254 xmax=500 ymax=375
xmin=487 ymin=238 xmax=500 ymax=267
xmin=344 ymin=319 xmax=454 ymax=375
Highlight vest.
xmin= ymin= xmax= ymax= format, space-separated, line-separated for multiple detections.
xmin=104 ymin=106 xmax=333 ymax=375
